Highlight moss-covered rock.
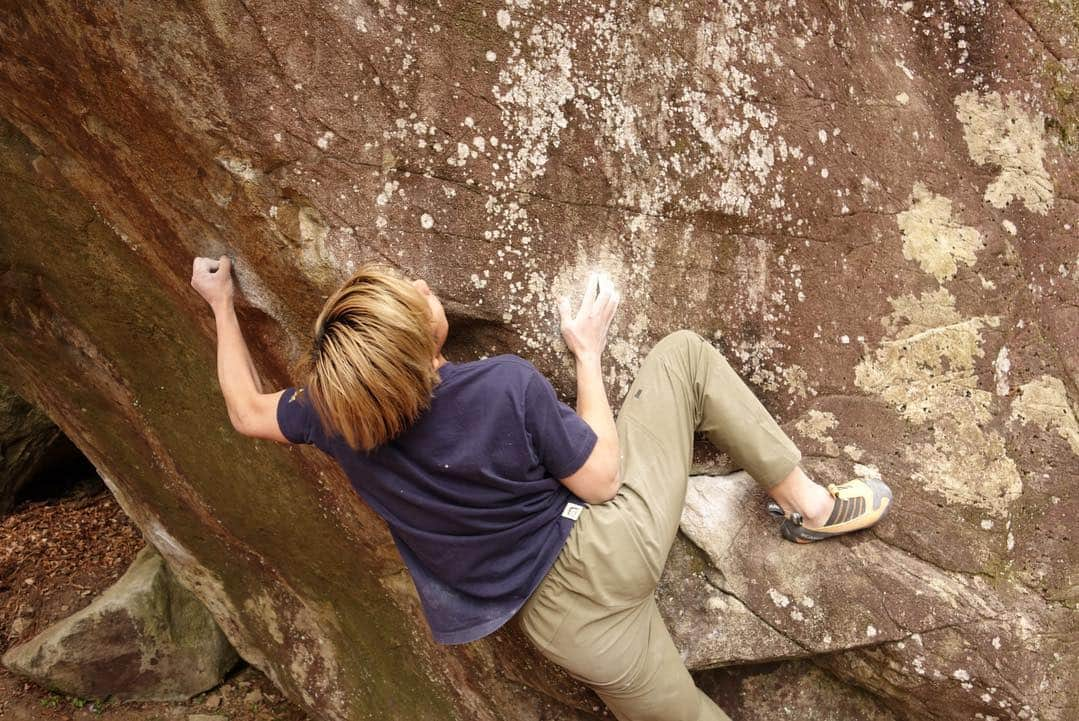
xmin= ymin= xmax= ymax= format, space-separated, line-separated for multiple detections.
xmin=2 ymin=547 xmax=238 ymax=701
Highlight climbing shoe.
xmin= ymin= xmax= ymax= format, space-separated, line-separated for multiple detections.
xmin=766 ymin=476 xmax=893 ymax=543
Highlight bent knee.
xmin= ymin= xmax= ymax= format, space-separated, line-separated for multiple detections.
xmin=652 ymin=329 xmax=708 ymax=361
xmin=659 ymin=329 xmax=704 ymax=349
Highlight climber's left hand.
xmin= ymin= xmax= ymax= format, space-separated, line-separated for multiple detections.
xmin=190 ymin=255 xmax=235 ymax=311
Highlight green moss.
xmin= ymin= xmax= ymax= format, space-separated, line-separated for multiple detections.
xmin=1043 ymin=60 xmax=1079 ymax=152
xmin=1041 ymin=0 xmax=1079 ymax=152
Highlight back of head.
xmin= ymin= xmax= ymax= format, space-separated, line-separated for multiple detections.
xmin=300 ymin=263 xmax=439 ymax=452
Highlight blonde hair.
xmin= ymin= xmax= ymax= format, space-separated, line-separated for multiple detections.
xmin=299 ymin=263 xmax=440 ymax=451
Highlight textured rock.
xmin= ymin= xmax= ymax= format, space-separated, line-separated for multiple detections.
xmin=0 ymin=384 xmax=63 ymax=513
xmin=0 ymin=1 xmax=1076 ymax=720
xmin=2 ymin=546 xmax=239 ymax=701
xmin=672 ymin=470 xmax=1075 ymax=720
xmin=697 ymin=661 xmax=901 ymax=721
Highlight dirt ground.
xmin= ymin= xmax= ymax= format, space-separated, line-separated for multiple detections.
xmin=0 ymin=488 xmax=308 ymax=721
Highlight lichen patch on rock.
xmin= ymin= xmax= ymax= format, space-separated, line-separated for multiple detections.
xmin=795 ymin=410 xmax=840 ymax=456
xmin=1011 ymin=374 xmax=1079 ymax=456
xmin=855 ymin=289 xmax=1021 ymax=516
xmin=896 ymin=182 xmax=984 ymax=282
xmin=954 ymin=90 xmax=1054 ymax=215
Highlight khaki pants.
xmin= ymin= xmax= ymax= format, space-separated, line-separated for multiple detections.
xmin=516 ymin=330 xmax=802 ymax=721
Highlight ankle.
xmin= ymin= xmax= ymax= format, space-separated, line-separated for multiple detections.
xmin=800 ymin=489 xmax=834 ymax=527
xmin=768 ymin=470 xmax=834 ymax=526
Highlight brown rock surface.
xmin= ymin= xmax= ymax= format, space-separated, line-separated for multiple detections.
xmin=0 ymin=491 xmax=300 ymax=721
xmin=0 ymin=1 xmax=1076 ymax=720
xmin=673 ymin=470 xmax=1075 ymax=720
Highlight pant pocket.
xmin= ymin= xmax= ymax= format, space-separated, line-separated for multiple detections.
xmin=518 ymin=576 xmax=573 ymax=652
xmin=573 ymin=507 xmax=659 ymax=608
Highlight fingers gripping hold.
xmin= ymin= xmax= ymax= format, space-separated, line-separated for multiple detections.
xmin=558 ymin=270 xmax=621 ymax=358
xmin=190 ymin=253 xmax=236 ymax=308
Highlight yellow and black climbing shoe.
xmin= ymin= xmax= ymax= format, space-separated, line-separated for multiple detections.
xmin=766 ymin=476 xmax=893 ymax=543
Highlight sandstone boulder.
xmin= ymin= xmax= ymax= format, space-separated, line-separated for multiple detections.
xmin=0 ymin=0 xmax=1076 ymax=719
xmin=668 ymin=470 xmax=1075 ymax=720
xmin=2 ymin=546 xmax=239 ymax=701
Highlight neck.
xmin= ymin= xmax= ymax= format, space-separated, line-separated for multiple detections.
xmin=433 ymin=353 xmax=448 ymax=370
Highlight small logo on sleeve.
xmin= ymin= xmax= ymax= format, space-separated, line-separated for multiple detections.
xmin=561 ymin=502 xmax=584 ymax=520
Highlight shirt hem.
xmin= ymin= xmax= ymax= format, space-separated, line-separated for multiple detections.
xmin=429 ymin=514 xmax=576 ymax=645
xmin=431 ymin=609 xmax=519 ymax=645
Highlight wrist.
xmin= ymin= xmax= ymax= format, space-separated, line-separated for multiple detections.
xmin=211 ymin=296 xmax=235 ymax=316
xmin=574 ymin=351 xmax=602 ymax=369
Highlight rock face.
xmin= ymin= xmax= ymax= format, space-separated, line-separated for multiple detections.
xmin=671 ymin=470 xmax=1076 ymax=720
xmin=0 ymin=1 xmax=1076 ymax=720
xmin=0 ymin=384 xmax=63 ymax=513
xmin=2 ymin=546 xmax=239 ymax=701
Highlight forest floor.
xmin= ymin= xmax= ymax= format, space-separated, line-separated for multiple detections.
xmin=0 ymin=488 xmax=307 ymax=721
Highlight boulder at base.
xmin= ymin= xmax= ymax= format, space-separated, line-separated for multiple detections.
xmin=2 ymin=546 xmax=239 ymax=701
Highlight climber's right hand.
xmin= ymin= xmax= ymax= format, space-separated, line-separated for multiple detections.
xmin=558 ymin=271 xmax=619 ymax=361
xmin=191 ymin=255 xmax=235 ymax=312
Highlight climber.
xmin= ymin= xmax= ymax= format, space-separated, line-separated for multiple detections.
xmin=190 ymin=254 xmax=892 ymax=721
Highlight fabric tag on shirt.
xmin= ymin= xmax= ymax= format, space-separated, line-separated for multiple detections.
xmin=561 ymin=502 xmax=584 ymax=520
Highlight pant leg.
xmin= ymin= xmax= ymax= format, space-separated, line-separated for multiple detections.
xmin=518 ymin=329 xmax=799 ymax=721
xmin=524 ymin=590 xmax=732 ymax=721
xmin=600 ymin=329 xmax=803 ymax=589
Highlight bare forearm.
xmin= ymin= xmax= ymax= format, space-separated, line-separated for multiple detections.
xmin=212 ymin=299 xmax=263 ymax=427
xmin=574 ymin=353 xmax=621 ymax=487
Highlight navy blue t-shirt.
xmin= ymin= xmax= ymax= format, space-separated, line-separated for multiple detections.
xmin=276 ymin=354 xmax=598 ymax=644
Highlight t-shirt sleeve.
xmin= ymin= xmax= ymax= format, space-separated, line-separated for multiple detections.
xmin=522 ymin=368 xmax=598 ymax=479
xmin=276 ymin=387 xmax=316 ymax=445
